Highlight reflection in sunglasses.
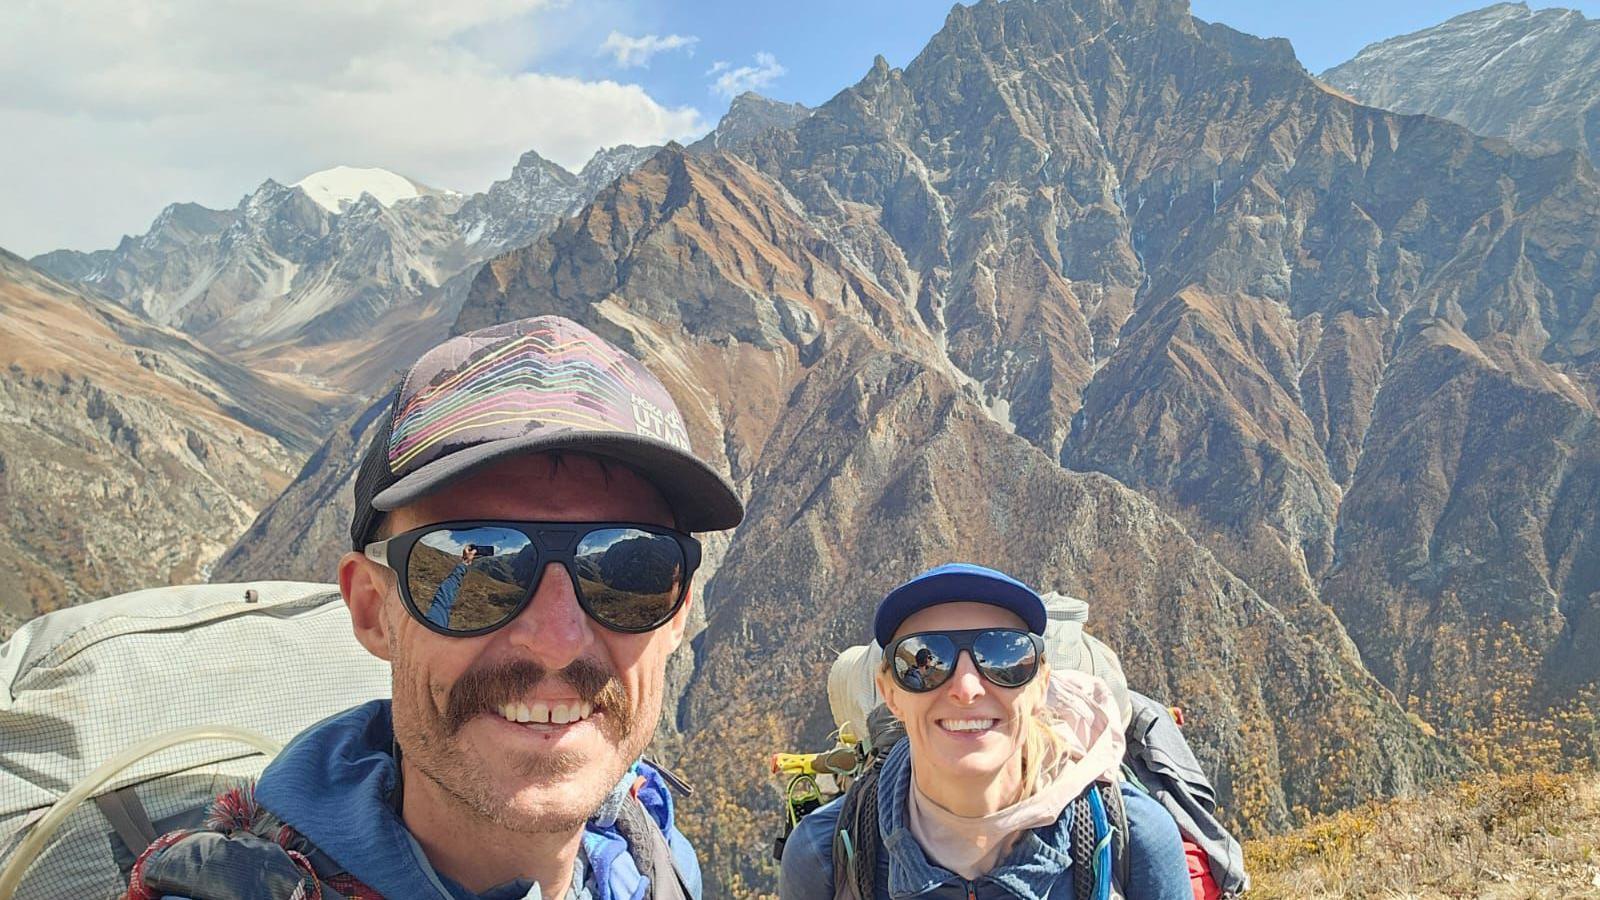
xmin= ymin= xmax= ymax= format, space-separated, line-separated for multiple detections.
xmin=393 ymin=522 xmax=699 ymax=636
xmin=889 ymin=629 xmax=1040 ymax=692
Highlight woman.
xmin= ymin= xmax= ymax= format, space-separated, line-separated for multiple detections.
xmin=780 ymin=563 xmax=1192 ymax=899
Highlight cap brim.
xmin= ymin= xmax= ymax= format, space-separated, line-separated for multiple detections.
xmin=370 ymin=431 xmax=743 ymax=532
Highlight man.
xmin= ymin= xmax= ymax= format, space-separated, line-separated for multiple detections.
xmin=126 ymin=316 xmax=743 ymax=899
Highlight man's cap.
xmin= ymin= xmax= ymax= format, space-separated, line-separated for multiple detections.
xmin=350 ymin=315 xmax=743 ymax=548
xmin=873 ymin=563 xmax=1048 ymax=646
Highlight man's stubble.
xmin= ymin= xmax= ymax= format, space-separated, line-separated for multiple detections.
xmin=390 ymin=631 xmax=643 ymax=836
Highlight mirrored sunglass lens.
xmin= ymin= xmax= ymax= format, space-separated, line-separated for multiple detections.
xmin=408 ymin=526 xmax=533 ymax=632
xmin=892 ymin=635 xmax=956 ymax=691
xmin=973 ymin=630 xmax=1038 ymax=687
xmin=574 ymin=528 xmax=685 ymax=630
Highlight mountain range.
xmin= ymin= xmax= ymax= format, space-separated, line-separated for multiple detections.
xmin=30 ymin=145 xmax=663 ymax=399
xmin=8 ymin=0 xmax=1600 ymax=894
xmin=201 ymin=0 xmax=1600 ymax=890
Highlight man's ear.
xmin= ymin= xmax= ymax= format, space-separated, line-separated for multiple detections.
xmin=339 ymin=551 xmax=395 ymax=662
xmin=663 ymin=578 xmax=695 ymax=652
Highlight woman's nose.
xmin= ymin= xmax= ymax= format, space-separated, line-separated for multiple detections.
xmin=943 ymin=652 xmax=987 ymax=704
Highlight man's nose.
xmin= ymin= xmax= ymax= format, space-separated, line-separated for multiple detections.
xmin=944 ymin=653 xmax=987 ymax=704
xmin=500 ymin=562 xmax=594 ymax=666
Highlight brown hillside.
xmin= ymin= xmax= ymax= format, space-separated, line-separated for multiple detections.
xmin=1248 ymin=770 xmax=1600 ymax=898
xmin=0 ymin=249 xmax=328 ymax=618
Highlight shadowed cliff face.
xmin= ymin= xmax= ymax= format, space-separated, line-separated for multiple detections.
xmin=0 ymin=250 xmax=326 ymax=619
xmin=224 ymin=0 xmax=1600 ymax=891
xmin=727 ymin=0 xmax=1600 ymax=746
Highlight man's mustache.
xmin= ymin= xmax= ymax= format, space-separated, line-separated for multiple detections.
xmin=443 ymin=658 xmax=628 ymax=735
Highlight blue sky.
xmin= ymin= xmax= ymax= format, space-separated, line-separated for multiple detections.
xmin=540 ymin=1 xmax=1600 ymax=123
xmin=4 ymin=0 xmax=1598 ymax=256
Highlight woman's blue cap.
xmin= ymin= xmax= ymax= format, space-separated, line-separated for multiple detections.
xmin=873 ymin=563 xmax=1049 ymax=645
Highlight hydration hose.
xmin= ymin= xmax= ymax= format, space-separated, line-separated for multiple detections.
xmin=0 ymin=725 xmax=281 ymax=898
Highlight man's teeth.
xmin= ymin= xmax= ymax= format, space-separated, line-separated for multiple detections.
xmin=942 ymin=718 xmax=997 ymax=733
xmin=496 ymin=701 xmax=595 ymax=725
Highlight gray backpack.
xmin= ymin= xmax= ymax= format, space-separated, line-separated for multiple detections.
xmin=0 ymin=582 xmax=391 ymax=899
xmin=1124 ymin=692 xmax=1248 ymax=896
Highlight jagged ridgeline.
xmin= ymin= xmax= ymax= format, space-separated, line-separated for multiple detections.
xmin=217 ymin=0 xmax=1600 ymax=894
xmin=30 ymin=146 xmax=663 ymax=401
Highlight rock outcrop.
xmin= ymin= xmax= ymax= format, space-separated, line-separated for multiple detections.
xmin=688 ymin=92 xmax=812 ymax=154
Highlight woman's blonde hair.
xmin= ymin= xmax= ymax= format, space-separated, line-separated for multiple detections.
xmin=1016 ymin=662 xmax=1069 ymax=797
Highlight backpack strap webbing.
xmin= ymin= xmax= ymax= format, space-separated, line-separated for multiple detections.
xmin=613 ymin=793 xmax=693 ymax=900
xmin=830 ymin=764 xmax=882 ymax=900
xmin=95 ymin=787 xmax=159 ymax=858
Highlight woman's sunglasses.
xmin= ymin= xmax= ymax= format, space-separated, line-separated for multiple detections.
xmin=363 ymin=520 xmax=700 ymax=637
xmin=885 ymin=628 xmax=1045 ymax=692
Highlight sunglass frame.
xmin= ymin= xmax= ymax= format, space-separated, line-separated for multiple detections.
xmin=364 ymin=519 xmax=701 ymax=637
xmin=885 ymin=627 xmax=1046 ymax=693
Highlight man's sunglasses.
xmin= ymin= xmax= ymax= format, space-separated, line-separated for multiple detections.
xmin=885 ymin=628 xmax=1045 ymax=693
xmin=363 ymin=520 xmax=700 ymax=637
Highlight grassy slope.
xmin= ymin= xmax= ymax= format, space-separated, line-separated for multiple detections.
xmin=1247 ymin=771 xmax=1600 ymax=898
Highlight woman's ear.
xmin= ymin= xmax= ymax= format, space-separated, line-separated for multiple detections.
xmin=1025 ymin=660 xmax=1053 ymax=709
xmin=875 ymin=670 xmax=902 ymax=720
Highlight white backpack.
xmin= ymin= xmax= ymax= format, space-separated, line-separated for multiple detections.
xmin=0 ymin=582 xmax=391 ymax=899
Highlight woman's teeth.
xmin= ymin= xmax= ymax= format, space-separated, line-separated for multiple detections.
xmin=940 ymin=718 xmax=998 ymax=733
xmin=496 ymin=700 xmax=594 ymax=725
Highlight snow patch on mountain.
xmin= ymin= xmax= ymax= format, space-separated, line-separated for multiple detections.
xmin=292 ymin=167 xmax=425 ymax=214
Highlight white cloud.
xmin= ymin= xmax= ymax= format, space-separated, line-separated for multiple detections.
xmin=709 ymin=52 xmax=787 ymax=99
xmin=600 ymin=32 xmax=699 ymax=68
xmin=0 ymin=0 xmax=706 ymax=256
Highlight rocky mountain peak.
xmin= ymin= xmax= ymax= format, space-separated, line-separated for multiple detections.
xmin=577 ymin=144 xmax=661 ymax=195
xmin=688 ymin=92 xmax=811 ymax=154
xmin=1322 ymin=3 xmax=1600 ymax=163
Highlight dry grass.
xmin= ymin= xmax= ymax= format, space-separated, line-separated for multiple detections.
xmin=1247 ymin=771 xmax=1600 ymax=898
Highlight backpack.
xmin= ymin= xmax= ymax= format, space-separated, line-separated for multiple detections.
xmin=1123 ymin=693 xmax=1247 ymax=897
xmin=0 ymin=582 xmax=392 ymax=900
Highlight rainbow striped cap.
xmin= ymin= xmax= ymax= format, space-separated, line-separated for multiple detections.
xmin=349 ymin=316 xmax=742 ymax=548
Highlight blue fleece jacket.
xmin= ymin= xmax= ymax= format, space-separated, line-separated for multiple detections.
xmin=242 ymin=699 xmax=701 ymax=900
xmin=778 ymin=738 xmax=1191 ymax=900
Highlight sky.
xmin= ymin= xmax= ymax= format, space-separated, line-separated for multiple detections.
xmin=3 ymin=0 xmax=1597 ymax=257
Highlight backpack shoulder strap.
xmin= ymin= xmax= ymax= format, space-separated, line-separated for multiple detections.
xmin=1100 ymin=782 xmax=1130 ymax=898
xmin=830 ymin=764 xmax=882 ymax=900
xmin=1069 ymin=792 xmax=1096 ymax=900
xmin=614 ymin=794 xmax=693 ymax=900
xmin=1069 ymin=782 xmax=1129 ymax=900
